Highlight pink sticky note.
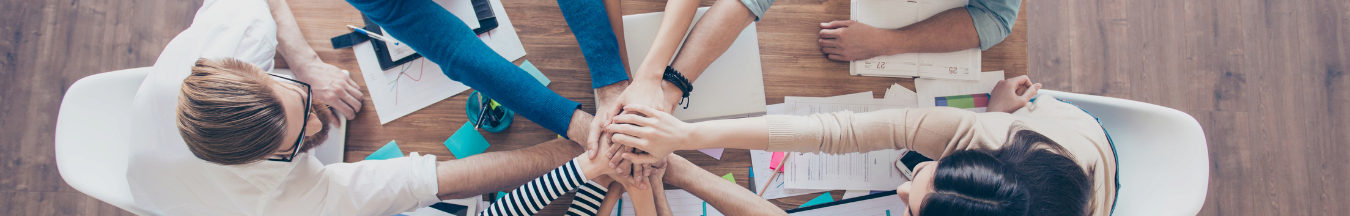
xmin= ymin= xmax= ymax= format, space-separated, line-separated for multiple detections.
xmin=698 ymin=148 xmax=725 ymax=160
xmin=770 ymin=152 xmax=786 ymax=170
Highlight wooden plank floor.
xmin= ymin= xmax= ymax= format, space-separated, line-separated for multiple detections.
xmin=1 ymin=0 xmax=1346 ymax=215
xmin=1029 ymin=0 xmax=1350 ymax=216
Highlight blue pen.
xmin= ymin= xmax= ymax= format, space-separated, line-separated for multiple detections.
xmin=346 ymin=25 xmax=391 ymax=42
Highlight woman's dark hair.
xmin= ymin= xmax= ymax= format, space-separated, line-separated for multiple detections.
xmin=917 ymin=125 xmax=1095 ymax=216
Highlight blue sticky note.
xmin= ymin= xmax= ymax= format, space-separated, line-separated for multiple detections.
xmin=520 ymin=60 xmax=550 ymax=86
xmin=496 ymin=191 xmax=507 ymax=201
xmin=365 ymin=140 xmax=403 ymax=160
xmin=445 ymin=123 xmax=491 ymax=159
xmin=800 ymin=192 xmax=835 ymax=208
xmin=749 ymin=168 xmax=754 ymax=177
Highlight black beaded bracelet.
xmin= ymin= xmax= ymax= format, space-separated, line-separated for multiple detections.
xmin=663 ymin=66 xmax=694 ymax=109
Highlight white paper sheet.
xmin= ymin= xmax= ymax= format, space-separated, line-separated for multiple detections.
xmin=915 ymin=71 xmax=1004 ymax=110
xmin=778 ymin=95 xmax=914 ymax=191
xmin=356 ymin=44 xmax=471 ymax=124
xmin=752 ymin=149 xmax=828 ymax=199
xmin=883 ymin=83 xmax=919 ymax=107
xmin=612 ymin=190 xmax=725 ymax=216
xmin=850 ymin=0 xmax=980 ymax=80
xmin=841 ymin=190 xmax=871 ymax=200
xmin=477 ymin=0 xmax=526 ymax=62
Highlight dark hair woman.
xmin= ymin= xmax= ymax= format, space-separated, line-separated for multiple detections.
xmin=602 ymin=75 xmax=1116 ymax=216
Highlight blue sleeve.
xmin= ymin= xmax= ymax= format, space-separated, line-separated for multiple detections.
xmin=557 ymin=0 xmax=631 ymax=89
xmin=346 ymin=0 xmax=581 ymax=137
xmin=966 ymin=0 xmax=1021 ymax=50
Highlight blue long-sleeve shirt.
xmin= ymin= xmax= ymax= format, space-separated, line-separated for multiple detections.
xmin=556 ymin=0 xmax=631 ymax=89
xmin=346 ymin=0 xmax=581 ymax=137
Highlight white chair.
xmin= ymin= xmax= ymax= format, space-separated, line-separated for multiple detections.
xmin=1036 ymin=90 xmax=1209 ymax=216
xmin=55 ymin=67 xmax=156 ymax=215
xmin=55 ymin=68 xmax=349 ymax=215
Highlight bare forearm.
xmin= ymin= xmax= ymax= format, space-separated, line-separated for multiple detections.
xmin=267 ymin=0 xmax=321 ymax=65
xmin=434 ymin=138 xmax=584 ymax=199
xmin=624 ymin=185 xmax=659 ymax=216
xmin=597 ymin=184 xmax=624 ymax=216
xmin=634 ymin=0 xmax=700 ymax=81
xmin=667 ymin=0 xmax=756 ymax=82
xmin=663 ymin=155 xmax=785 ymax=215
xmin=651 ymin=178 xmax=673 ymax=216
xmin=886 ymin=8 xmax=980 ymax=54
xmin=686 ymin=117 xmax=769 ymax=150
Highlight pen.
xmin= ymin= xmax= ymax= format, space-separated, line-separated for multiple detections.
xmin=346 ymin=25 xmax=389 ymax=42
xmin=757 ymin=153 xmax=791 ymax=197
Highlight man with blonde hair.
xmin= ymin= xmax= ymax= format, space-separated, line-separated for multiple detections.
xmin=127 ymin=0 xmax=612 ymax=215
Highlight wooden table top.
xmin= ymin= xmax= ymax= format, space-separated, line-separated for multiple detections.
xmin=284 ymin=0 xmax=1026 ymax=211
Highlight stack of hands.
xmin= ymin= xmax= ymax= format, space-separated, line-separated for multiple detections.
xmin=580 ymin=75 xmax=1044 ymax=189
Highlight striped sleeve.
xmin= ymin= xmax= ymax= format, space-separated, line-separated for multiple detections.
xmin=564 ymin=181 xmax=610 ymax=216
xmin=480 ymin=159 xmax=588 ymax=216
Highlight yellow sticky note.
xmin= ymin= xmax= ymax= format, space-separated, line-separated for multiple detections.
xmin=722 ymin=173 xmax=736 ymax=183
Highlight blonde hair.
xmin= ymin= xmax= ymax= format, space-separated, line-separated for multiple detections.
xmin=176 ymin=58 xmax=287 ymax=165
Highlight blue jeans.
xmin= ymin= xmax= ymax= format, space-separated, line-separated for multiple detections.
xmin=346 ymin=0 xmax=581 ymax=137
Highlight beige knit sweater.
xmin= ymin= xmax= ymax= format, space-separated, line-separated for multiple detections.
xmin=765 ymin=95 xmax=1115 ymax=216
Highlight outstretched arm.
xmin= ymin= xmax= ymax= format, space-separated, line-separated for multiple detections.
xmin=268 ymin=0 xmax=365 ymax=121
xmin=434 ymin=138 xmax=584 ymax=199
xmin=666 ymin=0 xmax=758 ymax=83
xmin=818 ymin=8 xmax=980 ymax=61
xmin=346 ymin=0 xmax=582 ymax=137
xmin=663 ymin=155 xmax=785 ymax=215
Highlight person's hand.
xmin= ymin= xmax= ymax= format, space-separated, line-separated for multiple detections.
xmin=292 ymin=61 xmax=364 ymax=122
xmin=987 ymin=75 xmax=1043 ymax=113
xmin=578 ymin=148 xmax=619 ymax=180
xmin=642 ymin=158 xmax=668 ymax=190
xmin=606 ymin=105 xmax=693 ymax=165
xmin=818 ymin=20 xmax=898 ymax=61
xmin=588 ymin=79 xmax=672 ymax=160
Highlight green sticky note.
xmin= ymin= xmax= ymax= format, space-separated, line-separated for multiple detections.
xmin=722 ymin=173 xmax=736 ymax=183
xmin=947 ymin=95 xmax=976 ymax=109
xmin=800 ymin=192 xmax=835 ymax=208
xmin=445 ymin=123 xmax=491 ymax=159
xmin=520 ymin=60 xmax=551 ymax=86
xmin=365 ymin=140 xmax=403 ymax=160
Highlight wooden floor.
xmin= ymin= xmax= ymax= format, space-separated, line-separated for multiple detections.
xmin=1 ymin=0 xmax=1345 ymax=215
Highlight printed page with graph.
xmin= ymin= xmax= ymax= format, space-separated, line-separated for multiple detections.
xmin=849 ymin=0 xmax=981 ymax=80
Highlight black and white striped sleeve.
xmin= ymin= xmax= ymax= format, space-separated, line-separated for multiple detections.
xmin=564 ymin=181 xmax=610 ymax=216
xmin=480 ymin=159 xmax=588 ymax=216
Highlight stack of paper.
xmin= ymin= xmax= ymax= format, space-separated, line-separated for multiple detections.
xmin=848 ymin=0 xmax=981 ymax=81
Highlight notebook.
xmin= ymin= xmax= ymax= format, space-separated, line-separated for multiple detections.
xmin=848 ymin=0 xmax=981 ymax=81
xmin=621 ymin=7 xmax=768 ymax=122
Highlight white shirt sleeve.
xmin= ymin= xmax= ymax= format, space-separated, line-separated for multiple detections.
xmin=265 ymin=152 xmax=443 ymax=216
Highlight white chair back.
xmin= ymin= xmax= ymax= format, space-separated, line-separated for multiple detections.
xmin=1037 ymin=90 xmax=1209 ymax=216
xmin=55 ymin=67 xmax=157 ymax=215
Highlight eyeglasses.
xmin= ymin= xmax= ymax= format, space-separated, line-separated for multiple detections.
xmin=266 ymin=73 xmax=312 ymax=162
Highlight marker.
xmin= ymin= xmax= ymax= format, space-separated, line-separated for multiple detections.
xmin=346 ymin=25 xmax=390 ymax=42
